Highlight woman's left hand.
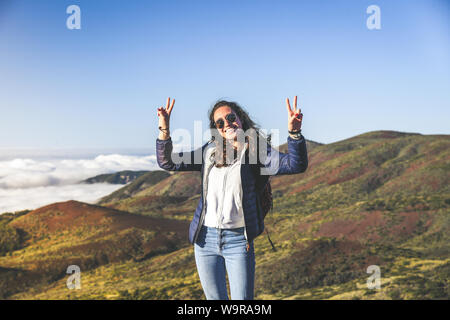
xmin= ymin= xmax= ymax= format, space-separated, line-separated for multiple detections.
xmin=286 ymin=96 xmax=303 ymax=132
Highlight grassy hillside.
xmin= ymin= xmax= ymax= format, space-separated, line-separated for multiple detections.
xmin=0 ymin=200 xmax=188 ymax=299
xmin=98 ymin=170 xmax=172 ymax=204
xmin=100 ymin=171 xmax=202 ymax=220
xmin=81 ymin=170 xmax=150 ymax=185
xmin=0 ymin=130 xmax=448 ymax=300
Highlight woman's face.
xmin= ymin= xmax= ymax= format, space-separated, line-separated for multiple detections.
xmin=213 ymin=106 xmax=243 ymax=140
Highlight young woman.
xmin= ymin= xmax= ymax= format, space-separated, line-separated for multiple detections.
xmin=156 ymin=97 xmax=308 ymax=300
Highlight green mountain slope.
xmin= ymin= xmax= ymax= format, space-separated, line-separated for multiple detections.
xmin=81 ymin=170 xmax=150 ymax=185
xmin=1 ymin=130 xmax=448 ymax=300
xmin=0 ymin=200 xmax=188 ymax=299
xmin=98 ymin=170 xmax=172 ymax=204
xmin=100 ymin=171 xmax=202 ymax=219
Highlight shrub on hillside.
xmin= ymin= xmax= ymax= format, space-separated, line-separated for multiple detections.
xmin=0 ymin=223 xmax=26 ymax=256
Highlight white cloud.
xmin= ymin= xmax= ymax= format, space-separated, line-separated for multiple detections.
xmin=0 ymin=183 xmax=124 ymax=214
xmin=0 ymin=153 xmax=160 ymax=213
xmin=0 ymin=154 xmax=158 ymax=189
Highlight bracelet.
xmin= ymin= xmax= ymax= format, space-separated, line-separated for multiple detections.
xmin=289 ymin=129 xmax=302 ymax=140
xmin=159 ymin=126 xmax=170 ymax=132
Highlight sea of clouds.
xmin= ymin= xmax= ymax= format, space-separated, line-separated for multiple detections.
xmin=0 ymin=149 xmax=160 ymax=214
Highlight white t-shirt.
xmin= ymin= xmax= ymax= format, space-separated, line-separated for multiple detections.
xmin=203 ymin=145 xmax=246 ymax=229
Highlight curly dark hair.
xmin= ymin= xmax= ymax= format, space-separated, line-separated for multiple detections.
xmin=208 ymin=100 xmax=271 ymax=167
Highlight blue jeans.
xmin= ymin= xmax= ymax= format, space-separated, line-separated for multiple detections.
xmin=194 ymin=225 xmax=255 ymax=300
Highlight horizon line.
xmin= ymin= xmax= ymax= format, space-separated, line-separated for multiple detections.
xmin=1 ymin=129 xmax=448 ymax=151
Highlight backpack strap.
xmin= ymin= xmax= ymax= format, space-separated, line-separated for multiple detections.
xmin=265 ymin=228 xmax=277 ymax=252
xmin=249 ymin=161 xmax=277 ymax=252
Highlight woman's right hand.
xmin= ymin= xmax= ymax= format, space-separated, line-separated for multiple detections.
xmin=157 ymin=97 xmax=175 ymax=139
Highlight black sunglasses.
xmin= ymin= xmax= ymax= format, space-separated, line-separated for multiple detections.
xmin=214 ymin=113 xmax=237 ymax=129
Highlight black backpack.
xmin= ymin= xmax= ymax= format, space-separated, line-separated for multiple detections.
xmin=259 ymin=179 xmax=273 ymax=219
xmin=251 ymin=166 xmax=276 ymax=251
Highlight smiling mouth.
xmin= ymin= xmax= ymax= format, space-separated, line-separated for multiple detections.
xmin=225 ymin=127 xmax=237 ymax=134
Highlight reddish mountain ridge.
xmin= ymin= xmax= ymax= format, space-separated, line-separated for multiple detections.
xmin=0 ymin=200 xmax=190 ymax=298
xmin=11 ymin=200 xmax=188 ymax=239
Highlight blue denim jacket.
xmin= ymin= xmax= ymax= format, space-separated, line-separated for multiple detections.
xmin=156 ymin=135 xmax=308 ymax=244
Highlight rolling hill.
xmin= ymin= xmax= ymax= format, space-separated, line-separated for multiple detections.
xmin=81 ymin=170 xmax=150 ymax=185
xmin=0 ymin=130 xmax=448 ymax=300
xmin=98 ymin=170 xmax=172 ymax=204
xmin=0 ymin=200 xmax=188 ymax=298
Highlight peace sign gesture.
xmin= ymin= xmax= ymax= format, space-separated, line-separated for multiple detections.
xmin=157 ymin=97 xmax=175 ymax=128
xmin=157 ymin=97 xmax=175 ymax=139
xmin=286 ymin=96 xmax=303 ymax=132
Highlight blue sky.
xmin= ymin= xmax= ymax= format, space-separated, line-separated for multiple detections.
xmin=0 ymin=0 xmax=449 ymax=149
